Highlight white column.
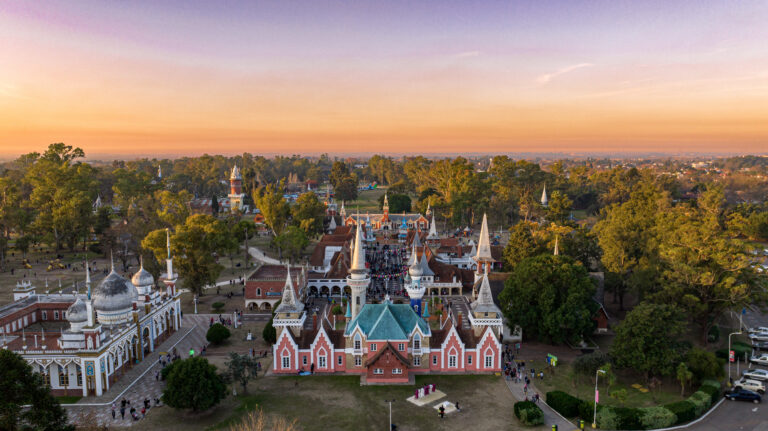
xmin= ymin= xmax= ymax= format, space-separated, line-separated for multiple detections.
xmin=94 ymin=359 xmax=103 ymax=396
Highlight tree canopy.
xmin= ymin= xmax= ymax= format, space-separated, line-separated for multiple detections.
xmin=162 ymin=357 xmax=227 ymax=412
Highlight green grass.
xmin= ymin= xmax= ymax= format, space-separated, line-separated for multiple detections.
xmin=527 ymin=359 xmax=686 ymax=408
xmin=56 ymin=395 xmax=83 ymax=404
xmin=346 ymin=188 xmax=388 ymax=213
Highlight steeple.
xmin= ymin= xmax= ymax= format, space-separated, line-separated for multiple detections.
xmin=427 ymin=214 xmax=438 ymax=240
xmin=350 ymin=220 xmax=366 ymax=272
xmin=347 ymin=220 xmax=370 ymax=319
xmin=470 ymin=274 xmax=501 ymax=317
xmin=383 ymin=193 xmax=389 ymax=213
xmin=274 ymin=265 xmax=304 ymax=314
xmin=230 ymin=164 xmax=242 ymax=180
xmin=425 ymin=201 xmax=432 ymax=217
xmin=474 ymin=213 xmax=494 ymax=263
xmin=541 ymin=184 xmax=548 ymax=207
xmin=85 ymin=257 xmax=91 ymax=300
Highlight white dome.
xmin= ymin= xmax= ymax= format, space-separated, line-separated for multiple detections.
xmin=131 ymin=267 xmax=154 ymax=288
xmin=92 ymin=270 xmax=138 ymax=325
xmin=67 ymin=299 xmax=87 ymax=323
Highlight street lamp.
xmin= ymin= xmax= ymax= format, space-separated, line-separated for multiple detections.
xmin=194 ymin=295 xmax=198 ymax=314
xmin=593 ymin=369 xmax=606 ymax=429
xmin=385 ymin=399 xmax=396 ymax=430
xmin=729 ymin=330 xmax=743 ymax=385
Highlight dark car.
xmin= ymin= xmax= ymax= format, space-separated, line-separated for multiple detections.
xmin=725 ymin=389 xmax=762 ymax=403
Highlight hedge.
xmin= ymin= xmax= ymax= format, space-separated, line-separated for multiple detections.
xmin=546 ymin=390 xmax=582 ymax=417
xmin=514 ymin=400 xmax=545 ymax=426
xmin=663 ymin=400 xmax=696 ymax=425
xmin=715 ymin=341 xmax=751 ymax=361
xmin=552 ymin=379 xmax=721 ymax=429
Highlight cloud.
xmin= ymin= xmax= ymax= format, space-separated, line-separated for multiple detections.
xmin=452 ymin=51 xmax=480 ymax=59
xmin=536 ymin=63 xmax=594 ymax=84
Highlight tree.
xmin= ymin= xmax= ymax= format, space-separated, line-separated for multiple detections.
xmin=206 ymin=323 xmax=231 ymax=345
xmin=291 ymin=192 xmax=325 ymax=237
xmin=611 ymin=302 xmax=686 ymax=380
xmin=561 ymin=226 xmax=602 ymax=271
xmin=0 ymin=350 xmax=73 ymax=431
xmin=273 ymin=226 xmax=309 ymax=263
xmin=676 ymin=362 xmax=693 ymax=396
xmin=685 ymin=347 xmax=723 ymax=382
xmin=211 ymin=195 xmax=220 ymax=216
xmin=547 ymin=190 xmax=573 ymax=224
xmin=162 ymin=357 xmax=226 ymax=412
xmin=263 ymin=317 xmax=277 ymax=345
xmin=334 ymin=176 xmax=358 ymax=202
xmin=225 ymin=353 xmax=260 ymax=394
xmin=498 ymin=254 xmax=597 ymax=344
xmin=143 ymin=214 xmax=235 ymax=296
xmin=502 ymin=221 xmax=545 ymax=270
xmin=378 ymin=193 xmax=411 ymax=213
xmin=253 ymin=183 xmax=290 ymax=236
xmin=329 ymin=161 xmax=350 ymax=188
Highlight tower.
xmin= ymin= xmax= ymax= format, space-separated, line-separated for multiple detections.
xmin=383 ymin=193 xmax=389 ymax=216
xmin=162 ymin=229 xmax=178 ymax=297
xmin=472 ymin=213 xmax=495 ymax=299
xmin=405 ymin=243 xmax=426 ymax=316
xmin=273 ymin=266 xmax=306 ymax=337
xmin=347 ymin=221 xmax=370 ymax=319
xmin=541 ymin=184 xmax=548 ymax=207
xmin=228 ymin=164 xmax=245 ymax=212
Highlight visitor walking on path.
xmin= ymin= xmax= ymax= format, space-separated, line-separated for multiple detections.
xmin=111 ymin=402 xmax=116 ymax=419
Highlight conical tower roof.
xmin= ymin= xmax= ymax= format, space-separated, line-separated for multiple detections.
xmin=230 ymin=164 xmax=242 ymax=180
xmin=427 ymin=214 xmax=438 ymax=239
xmin=541 ymin=184 xmax=548 ymax=206
xmin=474 ymin=213 xmax=494 ymax=262
xmin=470 ymin=274 xmax=501 ymax=315
xmin=274 ymin=266 xmax=304 ymax=314
xmin=350 ymin=221 xmax=366 ymax=272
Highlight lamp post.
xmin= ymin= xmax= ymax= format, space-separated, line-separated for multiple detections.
xmin=729 ymin=330 xmax=742 ymax=384
xmin=194 ymin=295 xmax=198 ymax=314
xmin=593 ymin=369 xmax=606 ymax=429
xmin=385 ymin=399 xmax=396 ymax=430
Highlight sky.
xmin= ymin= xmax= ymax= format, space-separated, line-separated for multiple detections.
xmin=1 ymin=0 xmax=767 ymax=158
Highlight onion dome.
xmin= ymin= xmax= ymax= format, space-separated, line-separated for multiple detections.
xmin=409 ymin=257 xmax=423 ymax=278
xmin=92 ymin=269 xmax=138 ymax=325
xmin=67 ymin=298 xmax=87 ymax=324
xmin=132 ymin=267 xmax=154 ymax=288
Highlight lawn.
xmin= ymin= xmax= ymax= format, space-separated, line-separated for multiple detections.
xmin=344 ymin=188 xmax=388 ymax=213
xmin=524 ymin=358 xmax=686 ymax=408
xmin=128 ymin=374 xmax=524 ymax=431
xmin=56 ymin=395 xmax=83 ymax=404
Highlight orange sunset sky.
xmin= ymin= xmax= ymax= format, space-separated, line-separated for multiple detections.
xmin=1 ymin=1 xmax=767 ymax=157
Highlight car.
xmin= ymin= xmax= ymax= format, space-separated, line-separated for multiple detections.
xmin=751 ymin=354 xmax=768 ymax=366
xmin=725 ymin=389 xmax=762 ymax=403
xmin=750 ymin=333 xmax=768 ymax=342
xmin=750 ymin=327 xmax=768 ymax=334
xmin=753 ymin=341 xmax=768 ymax=350
xmin=742 ymin=369 xmax=768 ymax=381
xmin=734 ymin=378 xmax=766 ymax=394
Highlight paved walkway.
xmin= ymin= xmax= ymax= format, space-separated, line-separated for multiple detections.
xmin=65 ymin=317 xmax=209 ymax=427
xmin=502 ymin=373 xmax=576 ymax=430
xmin=247 ymin=246 xmax=281 ymax=265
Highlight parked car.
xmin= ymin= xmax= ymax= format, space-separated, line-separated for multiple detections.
xmin=742 ymin=369 xmax=768 ymax=381
xmin=734 ymin=378 xmax=766 ymax=394
xmin=751 ymin=354 xmax=768 ymax=366
xmin=725 ymin=389 xmax=762 ymax=403
xmin=749 ymin=332 xmax=768 ymax=341
xmin=750 ymin=327 xmax=768 ymax=334
xmin=752 ymin=340 xmax=768 ymax=349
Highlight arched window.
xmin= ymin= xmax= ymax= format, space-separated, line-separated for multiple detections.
xmin=318 ymin=348 xmax=327 ymax=368
xmin=448 ymin=348 xmax=458 ymax=368
xmin=484 ymin=348 xmax=494 ymax=368
xmin=281 ymin=349 xmax=291 ymax=369
xmin=413 ymin=334 xmax=421 ymax=350
xmin=256 ymin=288 xmax=261 ymax=296
xmin=354 ymin=333 xmax=362 ymax=351
xmin=58 ymin=364 xmax=69 ymax=386
xmin=76 ymin=365 xmax=83 ymax=386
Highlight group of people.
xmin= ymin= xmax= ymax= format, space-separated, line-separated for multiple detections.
xmin=111 ymin=397 xmax=160 ymax=421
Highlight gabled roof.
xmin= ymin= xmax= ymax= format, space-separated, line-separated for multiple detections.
xmin=364 ymin=342 xmax=410 ymax=368
xmin=274 ymin=266 xmax=304 ymax=314
xmin=344 ymin=303 xmax=429 ymax=339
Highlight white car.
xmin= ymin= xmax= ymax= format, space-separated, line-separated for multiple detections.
xmin=735 ymin=378 xmax=766 ymax=394
xmin=751 ymin=354 xmax=768 ymax=366
xmin=750 ymin=327 xmax=768 ymax=334
xmin=750 ymin=332 xmax=768 ymax=342
xmin=743 ymin=369 xmax=768 ymax=381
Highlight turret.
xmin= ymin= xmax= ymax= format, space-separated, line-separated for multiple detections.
xmin=346 ymin=220 xmax=370 ymax=319
xmin=405 ymin=243 xmax=426 ymax=316
xmin=472 ymin=213 xmax=495 ymax=298
xmin=228 ymin=164 xmax=245 ymax=212
xmin=541 ymin=184 xmax=548 ymax=207
xmin=162 ymin=229 xmax=178 ymax=297
xmin=273 ymin=266 xmax=306 ymax=336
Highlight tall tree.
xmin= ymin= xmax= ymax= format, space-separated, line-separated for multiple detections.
xmin=502 ymin=221 xmax=545 ymax=271
xmin=499 ymin=254 xmax=597 ymax=344
xmin=253 ymin=182 xmax=290 ymax=236
xmin=225 ymin=353 xmax=260 ymax=394
xmin=162 ymin=357 xmax=226 ymax=412
xmin=329 ymin=161 xmax=350 ymax=188
xmin=334 ymin=176 xmax=358 ymax=202
xmin=0 ymin=350 xmax=73 ymax=431
xmin=291 ymin=192 xmax=325 ymax=237
xmin=274 ymin=226 xmax=309 ymax=263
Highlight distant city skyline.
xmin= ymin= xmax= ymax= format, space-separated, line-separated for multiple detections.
xmin=2 ymin=1 xmax=768 ymax=156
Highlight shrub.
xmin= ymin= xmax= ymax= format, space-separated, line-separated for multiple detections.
xmin=596 ymin=407 xmax=620 ymax=430
xmin=573 ymin=351 xmax=611 ymax=377
xmin=612 ymin=407 xmax=642 ymax=430
xmin=206 ymin=323 xmax=231 ymax=345
xmin=699 ymin=380 xmax=721 ymax=404
xmin=664 ymin=400 xmax=696 ymax=425
xmin=263 ymin=317 xmax=277 ymax=344
xmin=687 ymin=391 xmax=711 ymax=417
xmin=578 ymin=400 xmax=599 ymax=424
xmin=639 ymin=406 xmax=677 ymax=429
xmin=211 ymin=302 xmax=225 ymax=313
xmin=546 ymin=390 xmax=581 ymax=417
xmin=514 ymin=401 xmax=544 ymax=426
xmin=686 ymin=348 xmax=723 ymax=381
xmin=707 ymin=325 xmax=720 ymax=343
xmin=331 ymin=305 xmax=343 ymax=315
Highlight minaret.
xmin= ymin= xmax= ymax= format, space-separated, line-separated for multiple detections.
xmin=426 ymin=214 xmax=439 ymax=245
xmin=228 ymin=164 xmax=245 ymax=212
xmin=383 ymin=193 xmax=389 ymax=215
xmin=472 ymin=213 xmax=496 ymax=298
xmin=347 ymin=221 xmax=370 ymax=319
xmin=541 ymin=184 xmax=548 ymax=207
xmin=157 ymin=165 xmax=162 ymax=179
xmin=405 ymin=243 xmax=426 ymax=316
xmin=162 ymin=229 xmax=178 ymax=297
xmin=85 ymin=257 xmax=95 ymax=327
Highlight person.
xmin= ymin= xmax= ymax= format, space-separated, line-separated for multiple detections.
xmin=111 ymin=402 xmax=116 ymax=419
xmin=141 ymin=407 xmax=146 ymax=418
xmin=311 ymin=363 xmax=315 ymax=374
xmin=523 ymin=383 xmax=528 ymax=395
xmin=439 ymin=405 xmax=445 ymax=419
xmin=120 ymin=405 xmax=126 ymax=420
xmin=455 ymin=401 xmax=461 ymax=412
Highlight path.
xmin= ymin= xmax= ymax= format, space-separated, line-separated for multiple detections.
xmin=247 ymin=246 xmax=281 ymax=265
xmin=502 ymin=373 xmax=575 ymax=430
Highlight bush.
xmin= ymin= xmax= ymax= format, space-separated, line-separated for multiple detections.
xmin=686 ymin=348 xmax=723 ymax=381
xmin=707 ymin=325 xmax=720 ymax=343
xmin=546 ymin=391 xmax=581 ymax=417
xmin=206 ymin=323 xmax=231 ymax=345
xmin=262 ymin=317 xmax=277 ymax=344
xmin=639 ymin=406 xmax=677 ymax=429
xmin=573 ymin=351 xmax=611 ymax=377
xmin=664 ymin=400 xmax=696 ymax=425
xmin=699 ymin=380 xmax=721 ymax=404
xmin=162 ymin=357 xmax=226 ymax=411
xmin=331 ymin=305 xmax=343 ymax=315
xmin=716 ymin=341 xmax=751 ymax=361
xmin=611 ymin=407 xmax=642 ymax=430
xmin=596 ymin=407 xmax=620 ymax=430
xmin=514 ymin=401 xmax=544 ymax=426
xmin=211 ymin=302 xmax=225 ymax=313
xmin=578 ymin=400 xmax=599 ymax=424
xmin=687 ymin=391 xmax=711 ymax=417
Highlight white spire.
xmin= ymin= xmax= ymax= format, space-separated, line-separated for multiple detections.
xmin=274 ymin=264 xmax=303 ymax=314
xmin=474 ymin=213 xmax=493 ymax=262
xmin=407 ymin=241 xmax=419 ymax=266
xmin=427 ymin=214 xmax=438 ymax=239
xmin=383 ymin=193 xmax=389 ymax=211
xmin=351 ymin=220 xmax=366 ymax=271
xmin=230 ymin=164 xmax=242 ymax=180
xmin=166 ymin=228 xmax=171 ymax=260
xmin=541 ymin=184 xmax=548 ymax=207
xmin=470 ymin=274 xmax=501 ymax=315
xmin=157 ymin=165 xmax=162 ymax=179
xmin=85 ymin=256 xmax=91 ymax=300
xmin=110 ymin=250 xmax=115 ymax=273
xmin=328 ymin=216 xmax=337 ymax=232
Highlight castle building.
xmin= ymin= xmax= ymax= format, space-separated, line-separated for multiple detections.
xmin=343 ymin=193 xmax=429 ymax=232
xmin=0 ymin=246 xmax=181 ymax=397
xmin=272 ymin=218 xmax=502 ymax=383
